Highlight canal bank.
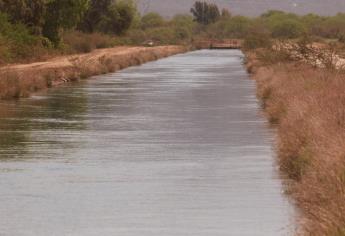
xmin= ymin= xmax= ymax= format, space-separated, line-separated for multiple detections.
xmin=245 ymin=51 xmax=345 ymax=235
xmin=0 ymin=46 xmax=189 ymax=99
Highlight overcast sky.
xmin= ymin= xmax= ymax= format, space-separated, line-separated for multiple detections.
xmin=136 ymin=0 xmax=345 ymax=17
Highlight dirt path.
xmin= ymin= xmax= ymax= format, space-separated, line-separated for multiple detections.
xmin=0 ymin=46 xmax=189 ymax=99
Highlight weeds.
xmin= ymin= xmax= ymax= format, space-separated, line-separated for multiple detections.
xmin=62 ymin=31 xmax=115 ymax=54
xmin=0 ymin=71 xmax=23 ymax=99
xmin=44 ymin=73 xmax=53 ymax=88
xmin=251 ymin=60 xmax=345 ymax=235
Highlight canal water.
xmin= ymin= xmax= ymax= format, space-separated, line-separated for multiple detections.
xmin=0 ymin=50 xmax=294 ymax=235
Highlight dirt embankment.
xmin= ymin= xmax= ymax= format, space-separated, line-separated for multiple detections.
xmin=245 ymin=52 xmax=345 ymax=235
xmin=0 ymin=46 xmax=189 ymax=99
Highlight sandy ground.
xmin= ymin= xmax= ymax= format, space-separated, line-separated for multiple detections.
xmin=1 ymin=46 xmax=187 ymax=73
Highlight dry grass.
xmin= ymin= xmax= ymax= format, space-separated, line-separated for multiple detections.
xmin=0 ymin=46 xmax=188 ymax=99
xmin=0 ymin=70 xmax=50 ymax=99
xmin=62 ymin=31 xmax=116 ymax=54
xmin=250 ymin=59 xmax=345 ymax=235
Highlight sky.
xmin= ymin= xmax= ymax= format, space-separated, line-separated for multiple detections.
xmin=136 ymin=0 xmax=345 ymax=17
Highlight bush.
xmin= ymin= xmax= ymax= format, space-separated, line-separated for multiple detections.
xmin=190 ymin=1 xmax=220 ymax=25
xmin=339 ymin=34 xmax=345 ymax=43
xmin=243 ymin=33 xmax=271 ymax=50
xmin=62 ymin=31 xmax=115 ymax=53
xmin=124 ymin=29 xmax=147 ymax=45
xmin=0 ymin=12 xmax=50 ymax=64
xmin=318 ymin=13 xmax=345 ymax=38
xmin=207 ymin=16 xmax=252 ymax=39
xmin=256 ymin=48 xmax=293 ymax=65
xmin=271 ymin=19 xmax=306 ymax=39
xmin=141 ymin=13 xmax=165 ymax=30
xmin=145 ymin=27 xmax=176 ymax=45
xmin=0 ymin=35 xmax=11 ymax=63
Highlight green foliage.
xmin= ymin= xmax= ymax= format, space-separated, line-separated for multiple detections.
xmin=243 ymin=32 xmax=271 ymax=50
xmin=261 ymin=11 xmax=299 ymax=30
xmin=0 ymin=0 xmax=90 ymax=46
xmin=113 ymin=0 xmax=136 ymax=34
xmin=0 ymin=0 xmax=46 ymax=34
xmin=170 ymin=15 xmax=195 ymax=42
xmin=78 ymin=0 xmax=136 ymax=35
xmin=301 ymin=14 xmax=325 ymax=35
xmin=146 ymin=27 xmax=176 ymax=44
xmin=191 ymin=1 xmax=220 ymax=25
xmin=115 ymin=14 xmax=195 ymax=45
xmin=319 ymin=13 xmax=345 ymax=38
xmin=77 ymin=0 xmax=111 ymax=33
xmin=207 ymin=16 xmax=252 ymax=39
xmin=0 ymin=12 xmax=48 ymax=63
xmin=3 ymin=0 xmax=345 ymax=64
xmin=271 ymin=19 xmax=306 ymax=39
xmin=141 ymin=13 xmax=165 ymax=30
xmin=171 ymin=15 xmax=195 ymax=29
xmin=42 ymin=0 xmax=90 ymax=46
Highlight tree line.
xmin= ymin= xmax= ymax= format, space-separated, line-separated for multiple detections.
xmin=1 ymin=0 xmax=345 ymax=64
xmin=190 ymin=1 xmax=345 ymax=41
xmin=0 ymin=0 xmax=136 ymax=46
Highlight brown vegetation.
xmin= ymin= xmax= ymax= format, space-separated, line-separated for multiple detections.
xmin=62 ymin=31 xmax=116 ymax=54
xmin=247 ymin=54 xmax=345 ymax=235
xmin=0 ymin=46 xmax=189 ymax=99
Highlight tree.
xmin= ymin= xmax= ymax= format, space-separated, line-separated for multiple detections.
xmin=319 ymin=13 xmax=345 ymax=38
xmin=78 ymin=0 xmax=136 ymax=35
xmin=190 ymin=1 xmax=220 ymax=25
xmin=271 ymin=19 xmax=306 ymax=39
xmin=110 ymin=0 xmax=137 ymax=34
xmin=243 ymin=24 xmax=271 ymax=50
xmin=208 ymin=16 xmax=251 ymax=39
xmin=77 ymin=0 xmax=112 ymax=33
xmin=0 ymin=0 xmax=47 ymax=34
xmin=170 ymin=15 xmax=195 ymax=42
xmin=0 ymin=0 xmax=90 ymax=46
xmin=42 ymin=0 xmax=90 ymax=46
xmin=141 ymin=12 xmax=165 ymax=30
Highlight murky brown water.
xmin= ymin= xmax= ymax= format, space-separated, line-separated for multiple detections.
xmin=0 ymin=50 xmax=294 ymax=235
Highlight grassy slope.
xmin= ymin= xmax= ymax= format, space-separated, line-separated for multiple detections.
xmin=246 ymin=54 xmax=345 ymax=235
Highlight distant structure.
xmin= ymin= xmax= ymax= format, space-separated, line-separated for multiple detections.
xmin=194 ymin=39 xmax=243 ymax=50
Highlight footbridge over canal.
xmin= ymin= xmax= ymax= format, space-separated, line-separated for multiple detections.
xmin=194 ymin=39 xmax=243 ymax=49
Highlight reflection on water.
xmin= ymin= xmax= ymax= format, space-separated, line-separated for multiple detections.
xmin=0 ymin=86 xmax=87 ymax=159
xmin=0 ymin=50 xmax=295 ymax=235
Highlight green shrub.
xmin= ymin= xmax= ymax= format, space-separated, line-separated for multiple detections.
xmin=0 ymin=12 xmax=49 ymax=63
xmin=141 ymin=13 xmax=165 ymax=30
xmin=271 ymin=19 xmax=306 ymax=39
xmin=146 ymin=27 xmax=176 ymax=45
xmin=207 ymin=16 xmax=252 ymax=39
